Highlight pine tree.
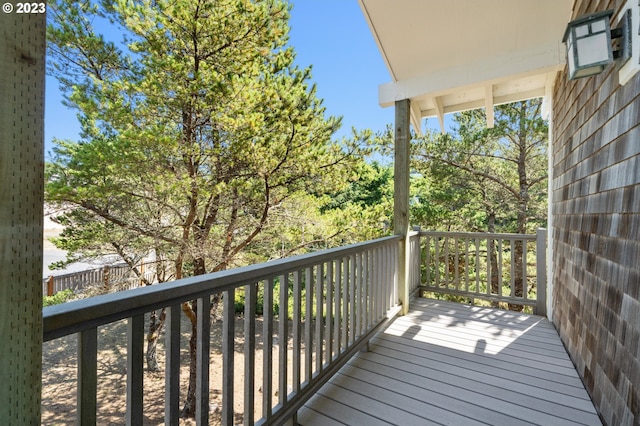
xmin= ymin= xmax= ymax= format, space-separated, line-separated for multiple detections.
xmin=46 ymin=0 xmax=348 ymax=416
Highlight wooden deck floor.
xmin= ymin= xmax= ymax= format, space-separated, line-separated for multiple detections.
xmin=299 ymin=298 xmax=601 ymax=426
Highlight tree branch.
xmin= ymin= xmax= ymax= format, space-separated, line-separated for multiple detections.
xmin=422 ymin=154 xmax=520 ymax=199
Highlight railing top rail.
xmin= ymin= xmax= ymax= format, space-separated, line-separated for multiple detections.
xmin=42 ymin=262 xmax=130 ymax=280
xmin=43 ymin=235 xmax=401 ymax=341
xmin=419 ymin=230 xmax=538 ymax=240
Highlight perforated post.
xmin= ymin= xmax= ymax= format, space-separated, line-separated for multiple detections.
xmin=0 ymin=9 xmax=46 ymax=425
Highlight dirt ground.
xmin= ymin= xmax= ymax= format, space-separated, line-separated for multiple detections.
xmin=41 ymin=313 xmax=298 ymax=425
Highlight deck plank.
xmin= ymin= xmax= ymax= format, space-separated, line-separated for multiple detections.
xmin=300 ymin=299 xmax=601 ymax=426
xmin=368 ymin=338 xmax=593 ymax=406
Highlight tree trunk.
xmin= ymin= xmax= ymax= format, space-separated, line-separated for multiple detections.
xmin=146 ymin=308 xmax=166 ymax=372
xmin=180 ymin=256 xmax=205 ymax=418
xmin=180 ymin=301 xmax=198 ymax=418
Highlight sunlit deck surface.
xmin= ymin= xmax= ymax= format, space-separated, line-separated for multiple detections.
xmin=299 ymin=298 xmax=601 ymax=426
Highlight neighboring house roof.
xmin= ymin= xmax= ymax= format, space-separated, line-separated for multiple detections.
xmin=358 ymin=0 xmax=574 ymax=132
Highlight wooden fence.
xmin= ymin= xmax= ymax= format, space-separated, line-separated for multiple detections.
xmin=43 ymin=262 xmax=158 ymax=296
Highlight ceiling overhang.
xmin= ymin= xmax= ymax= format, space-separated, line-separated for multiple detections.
xmin=358 ymin=0 xmax=574 ymax=133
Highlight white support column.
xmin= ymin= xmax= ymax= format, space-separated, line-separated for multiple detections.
xmin=394 ymin=99 xmax=411 ymax=315
xmin=0 ymin=11 xmax=45 ymax=425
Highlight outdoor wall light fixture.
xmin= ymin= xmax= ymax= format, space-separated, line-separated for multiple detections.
xmin=563 ymin=9 xmax=632 ymax=80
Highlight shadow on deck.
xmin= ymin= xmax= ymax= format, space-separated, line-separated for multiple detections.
xmin=300 ymin=298 xmax=601 ymax=426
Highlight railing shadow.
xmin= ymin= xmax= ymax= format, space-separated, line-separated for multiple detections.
xmin=299 ymin=298 xmax=600 ymax=425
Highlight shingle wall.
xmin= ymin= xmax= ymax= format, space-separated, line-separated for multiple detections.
xmin=552 ymin=1 xmax=640 ymax=425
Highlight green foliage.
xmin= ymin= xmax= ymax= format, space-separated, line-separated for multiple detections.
xmin=43 ymin=289 xmax=75 ymax=307
xmin=233 ymin=273 xmax=333 ymax=321
xmin=410 ymin=100 xmax=548 ymax=233
xmin=323 ymin=161 xmax=391 ymax=211
xmin=319 ymin=159 xmax=394 ymax=240
xmin=45 ymin=0 xmax=360 ymax=275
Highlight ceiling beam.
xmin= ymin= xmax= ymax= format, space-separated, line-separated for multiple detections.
xmin=485 ymin=85 xmax=495 ymax=129
xmin=378 ymin=42 xmax=564 ymax=108
xmin=410 ymin=102 xmax=422 ymax=136
xmin=541 ymin=72 xmax=555 ymax=120
xmin=420 ymin=86 xmax=546 ymax=119
xmin=434 ymin=96 xmax=445 ymax=134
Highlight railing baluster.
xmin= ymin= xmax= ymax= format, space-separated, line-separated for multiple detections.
xmin=498 ymin=239 xmax=504 ymax=297
xmin=486 ymin=237 xmax=492 ymax=297
xmin=464 ymin=237 xmax=470 ymax=293
xmin=315 ymin=263 xmax=324 ymax=373
xmin=383 ymin=246 xmax=389 ymax=309
xmin=425 ymin=235 xmax=431 ymax=287
xmin=349 ymin=254 xmax=356 ymax=345
xmin=325 ymin=262 xmax=333 ymax=365
xmin=278 ymin=274 xmax=288 ymax=406
xmin=392 ymin=243 xmax=398 ymax=307
xmin=373 ymin=248 xmax=378 ymax=321
xmin=522 ymin=238 xmax=529 ymax=301
xmin=434 ymin=237 xmax=440 ymax=288
xmin=127 ymin=315 xmax=144 ymax=426
xmin=360 ymin=251 xmax=366 ymax=331
xmin=292 ymin=272 xmax=301 ymax=395
xmin=510 ymin=238 xmax=516 ymax=298
xmin=454 ymin=236 xmax=460 ymax=292
xmin=374 ymin=248 xmax=380 ymax=321
xmin=222 ymin=289 xmax=235 ymax=424
xmin=384 ymin=246 xmax=389 ymax=311
xmin=304 ymin=268 xmax=313 ymax=384
xmin=342 ymin=256 xmax=349 ymax=350
xmin=355 ymin=253 xmax=363 ymax=338
xmin=414 ymin=236 xmax=420 ymax=294
xmin=382 ymin=246 xmax=387 ymax=313
xmin=364 ymin=250 xmax=370 ymax=329
xmin=333 ymin=258 xmax=342 ymax=359
xmin=378 ymin=247 xmax=384 ymax=316
xmin=366 ymin=249 xmax=372 ymax=329
xmin=445 ymin=236 xmax=449 ymax=288
xmin=475 ymin=237 xmax=481 ymax=295
xmin=78 ymin=327 xmax=97 ymax=425
xmin=377 ymin=247 xmax=383 ymax=316
xmin=197 ymin=296 xmax=211 ymax=426
xmin=165 ymin=304 xmax=181 ymax=426
xmin=244 ymin=283 xmax=257 ymax=425
xmin=263 ymin=279 xmax=274 ymax=419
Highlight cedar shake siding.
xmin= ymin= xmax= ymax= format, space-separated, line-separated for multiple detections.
xmin=552 ymin=1 xmax=640 ymax=425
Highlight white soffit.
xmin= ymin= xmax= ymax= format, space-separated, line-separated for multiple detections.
xmin=359 ymin=0 xmax=574 ymax=132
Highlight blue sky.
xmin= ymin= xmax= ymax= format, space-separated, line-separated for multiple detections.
xmin=44 ymin=1 xmax=406 ymax=155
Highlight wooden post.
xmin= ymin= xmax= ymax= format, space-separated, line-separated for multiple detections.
xmin=0 ymin=10 xmax=45 ymax=424
xmin=47 ymin=276 xmax=54 ymax=297
xmin=394 ymin=99 xmax=411 ymax=315
xmin=103 ymin=265 xmax=110 ymax=292
xmin=536 ymin=228 xmax=548 ymax=317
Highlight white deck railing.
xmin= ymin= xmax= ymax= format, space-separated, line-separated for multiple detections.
xmin=43 ymin=236 xmax=401 ymax=425
xmin=417 ymin=229 xmax=547 ymax=315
